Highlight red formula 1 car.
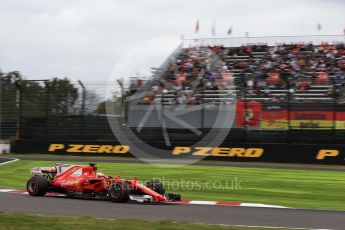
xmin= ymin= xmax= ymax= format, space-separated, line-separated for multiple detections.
xmin=26 ymin=163 xmax=180 ymax=203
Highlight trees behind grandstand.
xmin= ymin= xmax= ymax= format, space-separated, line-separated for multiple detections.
xmin=0 ymin=71 xmax=80 ymax=117
xmin=1 ymin=71 xmax=122 ymax=118
xmin=45 ymin=77 xmax=79 ymax=115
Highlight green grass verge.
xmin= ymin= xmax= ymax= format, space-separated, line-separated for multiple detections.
xmin=0 ymin=212 xmax=298 ymax=230
xmin=0 ymin=160 xmax=345 ymax=210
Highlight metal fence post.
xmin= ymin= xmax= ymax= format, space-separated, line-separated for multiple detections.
xmin=124 ymin=93 xmax=129 ymax=122
xmin=287 ymin=79 xmax=291 ymax=143
xmin=332 ymin=79 xmax=337 ymax=143
xmin=244 ymin=86 xmax=248 ymax=142
xmin=14 ymin=82 xmax=22 ymax=140
xmin=45 ymin=82 xmax=50 ymax=139
xmin=78 ymin=80 xmax=86 ymax=139
xmin=0 ymin=77 xmax=2 ymax=139
xmin=201 ymin=88 xmax=205 ymax=129
xmin=117 ymin=79 xmax=124 ymax=117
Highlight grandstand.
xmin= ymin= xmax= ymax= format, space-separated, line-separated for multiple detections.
xmin=127 ymin=35 xmax=345 ymax=143
xmin=131 ymin=38 xmax=345 ymax=104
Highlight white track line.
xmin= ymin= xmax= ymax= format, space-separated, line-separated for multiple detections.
xmin=188 ymin=201 xmax=217 ymax=205
xmin=240 ymin=203 xmax=288 ymax=208
xmin=0 ymin=189 xmax=15 ymax=192
xmin=0 ymin=158 xmax=19 ymax=166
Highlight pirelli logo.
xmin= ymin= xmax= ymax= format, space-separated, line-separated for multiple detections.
xmin=48 ymin=144 xmax=263 ymax=158
xmin=48 ymin=144 xmax=130 ymax=154
xmin=172 ymin=147 xmax=264 ymax=158
xmin=316 ymin=150 xmax=344 ymax=160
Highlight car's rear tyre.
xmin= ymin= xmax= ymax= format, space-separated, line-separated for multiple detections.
xmin=145 ymin=180 xmax=165 ymax=195
xmin=26 ymin=175 xmax=49 ymax=196
xmin=109 ymin=182 xmax=130 ymax=203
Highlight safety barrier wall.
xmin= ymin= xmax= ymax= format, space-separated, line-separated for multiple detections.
xmin=13 ymin=139 xmax=345 ymax=165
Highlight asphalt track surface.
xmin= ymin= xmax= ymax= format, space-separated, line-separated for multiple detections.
xmin=0 ymin=158 xmax=9 ymax=163
xmin=0 ymin=157 xmax=18 ymax=165
xmin=0 ymin=192 xmax=344 ymax=229
xmin=1 ymin=156 xmax=345 ymax=229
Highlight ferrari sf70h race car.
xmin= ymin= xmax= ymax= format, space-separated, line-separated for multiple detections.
xmin=26 ymin=163 xmax=181 ymax=203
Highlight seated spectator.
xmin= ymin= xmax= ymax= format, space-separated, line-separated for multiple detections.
xmin=266 ymin=72 xmax=280 ymax=84
xmin=316 ymin=71 xmax=329 ymax=83
xmin=177 ymin=94 xmax=187 ymax=104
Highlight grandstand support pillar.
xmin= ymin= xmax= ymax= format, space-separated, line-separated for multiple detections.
xmin=117 ymin=79 xmax=125 ymax=117
xmin=78 ymin=80 xmax=86 ymax=139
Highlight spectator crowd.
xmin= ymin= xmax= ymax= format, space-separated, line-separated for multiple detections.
xmin=132 ymin=42 xmax=345 ymax=105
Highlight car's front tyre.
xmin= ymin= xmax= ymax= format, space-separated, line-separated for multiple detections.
xmin=145 ymin=180 xmax=165 ymax=195
xmin=109 ymin=181 xmax=130 ymax=203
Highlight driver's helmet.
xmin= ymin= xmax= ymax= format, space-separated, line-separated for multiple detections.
xmin=96 ymin=172 xmax=105 ymax=178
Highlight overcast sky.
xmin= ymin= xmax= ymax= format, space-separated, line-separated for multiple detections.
xmin=0 ymin=0 xmax=345 ymax=83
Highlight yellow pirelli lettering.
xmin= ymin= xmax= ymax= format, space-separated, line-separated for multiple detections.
xmin=82 ymin=145 xmax=100 ymax=153
xmin=97 ymin=145 xmax=113 ymax=153
xmin=211 ymin=148 xmax=230 ymax=156
xmin=244 ymin=148 xmax=264 ymax=157
xmin=316 ymin=150 xmax=339 ymax=160
xmin=112 ymin=145 xmax=129 ymax=154
xmin=48 ymin=144 xmax=65 ymax=152
xmin=193 ymin=147 xmax=212 ymax=156
xmin=228 ymin=148 xmax=245 ymax=157
xmin=172 ymin=147 xmax=191 ymax=155
xmin=66 ymin=144 xmax=83 ymax=153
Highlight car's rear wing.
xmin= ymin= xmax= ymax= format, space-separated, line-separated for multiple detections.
xmin=31 ymin=167 xmax=57 ymax=175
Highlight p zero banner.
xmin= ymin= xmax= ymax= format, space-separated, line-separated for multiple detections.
xmin=13 ymin=140 xmax=345 ymax=165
